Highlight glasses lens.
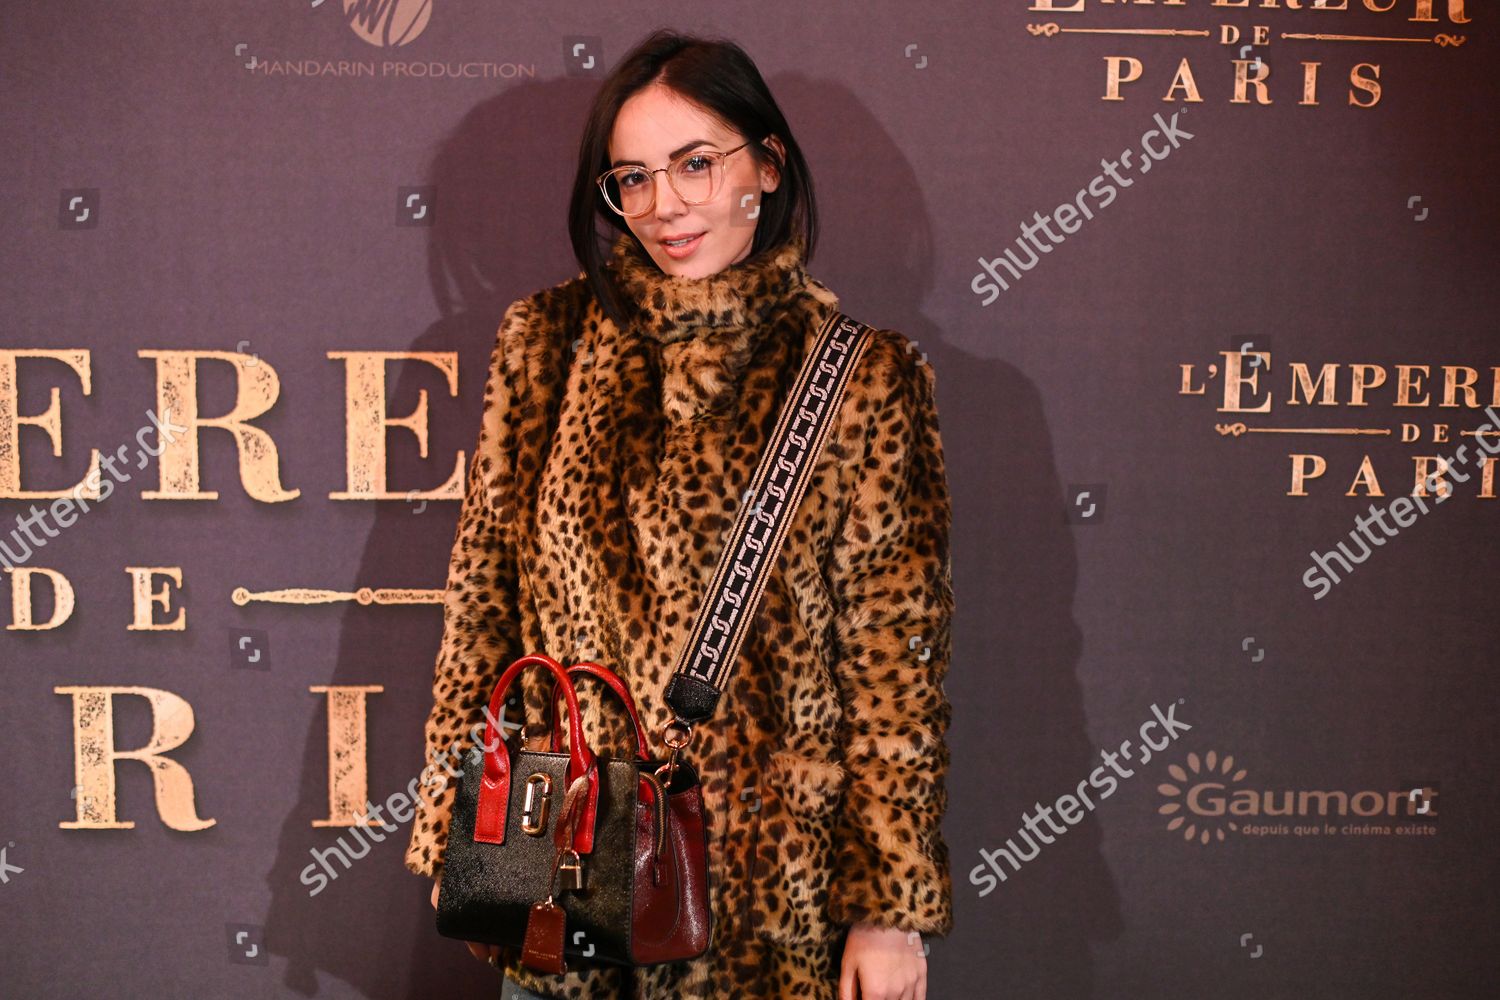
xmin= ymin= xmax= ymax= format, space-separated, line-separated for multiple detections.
xmin=668 ymin=152 xmax=720 ymax=205
xmin=606 ymin=168 xmax=655 ymax=217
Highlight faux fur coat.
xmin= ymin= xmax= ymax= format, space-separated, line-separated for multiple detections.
xmin=405 ymin=229 xmax=955 ymax=999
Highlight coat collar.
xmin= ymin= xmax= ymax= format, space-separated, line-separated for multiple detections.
xmin=604 ymin=230 xmax=812 ymax=344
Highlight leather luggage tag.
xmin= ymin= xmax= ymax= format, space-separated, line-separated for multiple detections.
xmin=521 ymin=899 xmax=568 ymax=975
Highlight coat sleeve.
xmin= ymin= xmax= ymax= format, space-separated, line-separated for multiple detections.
xmin=403 ymin=298 xmax=533 ymax=880
xmin=824 ymin=331 xmax=956 ymax=937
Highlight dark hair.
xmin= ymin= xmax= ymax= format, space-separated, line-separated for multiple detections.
xmin=567 ymin=29 xmax=819 ymax=327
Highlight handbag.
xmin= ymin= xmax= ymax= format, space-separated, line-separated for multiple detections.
xmin=434 ymin=309 xmax=876 ymax=973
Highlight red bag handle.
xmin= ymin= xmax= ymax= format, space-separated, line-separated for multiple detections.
xmin=548 ymin=662 xmax=651 ymax=760
xmin=473 ymin=653 xmax=600 ymax=854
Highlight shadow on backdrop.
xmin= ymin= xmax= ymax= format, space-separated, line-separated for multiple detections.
xmin=261 ymin=69 xmax=1118 ymax=999
xmin=261 ymin=74 xmax=594 ymax=998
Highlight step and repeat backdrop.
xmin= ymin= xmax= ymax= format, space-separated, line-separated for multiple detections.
xmin=2 ymin=2 xmax=1495 ymax=997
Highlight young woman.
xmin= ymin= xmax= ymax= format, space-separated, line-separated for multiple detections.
xmin=407 ymin=29 xmax=956 ymax=1000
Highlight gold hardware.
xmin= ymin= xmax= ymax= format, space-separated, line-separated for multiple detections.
xmin=639 ymin=768 xmax=669 ymax=859
xmin=658 ymin=718 xmax=693 ymax=750
xmin=555 ymin=847 xmax=585 ymax=892
xmin=520 ymin=773 xmax=552 ymax=835
xmin=656 ymin=718 xmax=694 ymax=789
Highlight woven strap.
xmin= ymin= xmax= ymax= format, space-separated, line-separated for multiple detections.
xmin=662 ymin=310 xmax=875 ymax=725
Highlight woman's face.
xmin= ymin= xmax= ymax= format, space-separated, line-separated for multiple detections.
xmin=607 ymin=84 xmax=783 ymax=278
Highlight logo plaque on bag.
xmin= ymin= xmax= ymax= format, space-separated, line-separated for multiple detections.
xmin=520 ymin=773 xmax=552 ymax=835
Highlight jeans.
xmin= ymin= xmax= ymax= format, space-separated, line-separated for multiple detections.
xmin=500 ymin=975 xmax=559 ymax=1000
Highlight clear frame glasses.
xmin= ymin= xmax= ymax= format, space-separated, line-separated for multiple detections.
xmin=596 ymin=141 xmax=753 ymax=218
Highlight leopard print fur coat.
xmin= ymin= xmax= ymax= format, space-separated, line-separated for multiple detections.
xmin=405 ymin=229 xmax=955 ymax=999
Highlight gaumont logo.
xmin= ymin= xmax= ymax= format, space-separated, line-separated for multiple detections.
xmin=1157 ymin=749 xmax=1439 ymax=845
xmin=343 ymin=0 xmax=432 ymax=48
xmin=1157 ymin=749 xmax=1249 ymax=843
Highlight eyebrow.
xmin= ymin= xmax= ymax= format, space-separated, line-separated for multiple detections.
xmin=610 ymin=138 xmax=716 ymax=169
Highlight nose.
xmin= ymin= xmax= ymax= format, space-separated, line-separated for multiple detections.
xmin=652 ymin=172 xmax=686 ymax=221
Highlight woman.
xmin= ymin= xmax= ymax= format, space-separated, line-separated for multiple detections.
xmin=407 ymin=29 xmax=955 ymax=1000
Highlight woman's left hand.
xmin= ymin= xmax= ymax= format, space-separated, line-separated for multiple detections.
xmin=839 ymin=921 xmax=928 ymax=1000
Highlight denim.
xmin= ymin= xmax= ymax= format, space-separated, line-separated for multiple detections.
xmin=500 ymin=974 xmax=560 ymax=1000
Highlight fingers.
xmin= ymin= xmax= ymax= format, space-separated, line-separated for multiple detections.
xmin=839 ymin=952 xmax=857 ymax=1000
xmin=464 ymin=940 xmax=502 ymax=965
xmin=842 ymin=949 xmax=927 ymax=1000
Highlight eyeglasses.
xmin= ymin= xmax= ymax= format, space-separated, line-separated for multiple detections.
xmin=596 ymin=141 xmax=753 ymax=218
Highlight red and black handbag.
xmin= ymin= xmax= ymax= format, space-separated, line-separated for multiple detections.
xmin=434 ymin=311 xmax=875 ymax=973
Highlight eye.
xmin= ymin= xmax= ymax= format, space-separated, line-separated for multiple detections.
xmin=679 ymin=154 xmax=714 ymax=174
xmin=616 ymin=169 xmax=648 ymax=188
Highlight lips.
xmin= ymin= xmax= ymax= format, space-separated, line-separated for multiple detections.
xmin=659 ymin=232 xmax=705 ymax=259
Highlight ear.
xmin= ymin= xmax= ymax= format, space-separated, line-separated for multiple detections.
xmin=758 ymin=135 xmax=786 ymax=194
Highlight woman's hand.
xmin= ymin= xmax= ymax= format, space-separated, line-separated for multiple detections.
xmin=431 ymin=877 xmax=503 ymax=966
xmin=839 ymin=921 xmax=928 ymax=1000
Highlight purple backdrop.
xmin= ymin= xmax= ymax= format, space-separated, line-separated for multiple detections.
xmin=2 ymin=1 xmax=1496 ymax=997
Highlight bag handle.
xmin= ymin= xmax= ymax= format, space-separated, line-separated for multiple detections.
xmin=548 ymin=663 xmax=671 ymax=878
xmin=474 ymin=653 xmax=602 ymax=854
xmin=547 ymin=662 xmax=651 ymax=760
xmin=656 ymin=311 xmax=874 ymax=771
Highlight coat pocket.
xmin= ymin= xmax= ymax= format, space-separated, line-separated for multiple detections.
xmin=744 ymin=749 xmax=846 ymax=947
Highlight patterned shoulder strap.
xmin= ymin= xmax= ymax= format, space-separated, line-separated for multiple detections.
xmin=662 ymin=310 xmax=876 ymax=727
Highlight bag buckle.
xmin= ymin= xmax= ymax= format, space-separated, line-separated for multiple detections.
xmin=655 ymin=717 xmax=694 ymax=788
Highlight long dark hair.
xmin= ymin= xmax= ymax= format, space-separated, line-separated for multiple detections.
xmin=567 ymin=29 xmax=819 ymax=327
